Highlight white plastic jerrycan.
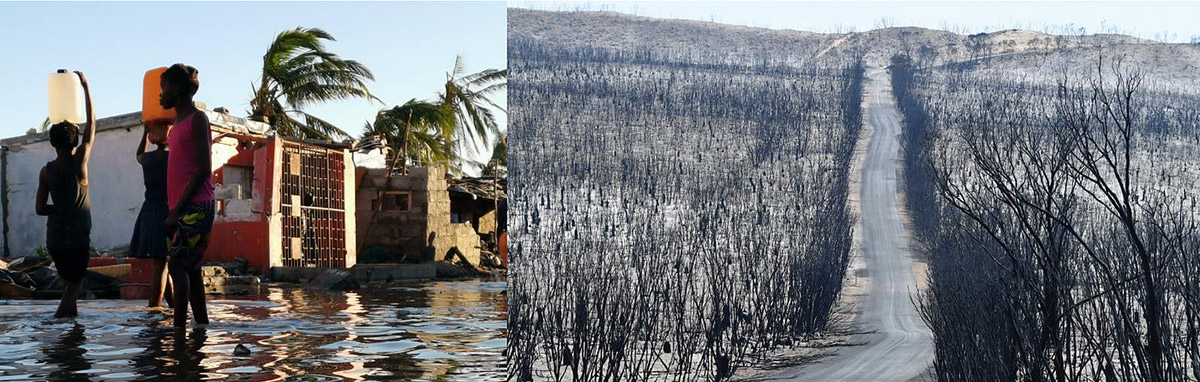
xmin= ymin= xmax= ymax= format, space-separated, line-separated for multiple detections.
xmin=47 ymin=69 xmax=84 ymax=124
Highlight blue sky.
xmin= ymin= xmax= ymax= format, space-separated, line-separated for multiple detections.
xmin=515 ymin=1 xmax=1200 ymax=41
xmin=0 ymin=1 xmax=506 ymax=162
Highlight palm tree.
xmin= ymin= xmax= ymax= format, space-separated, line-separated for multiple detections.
xmin=439 ymin=56 xmax=507 ymax=154
xmin=482 ymin=133 xmax=507 ymax=178
xmin=364 ymin=99 xmax=458 ymax=174
xmin=250 ymin=27 xmax=377 ymax=140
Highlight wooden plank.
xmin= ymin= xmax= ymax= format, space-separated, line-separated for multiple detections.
xmin=87 ymin=264 xmax=132 ymax=278
xmin=0 ymin=283 xmax=34 ymax=298
xmin=291 ymin=238 xmax=303 ymax=260
xmin=289 ymin=153 xmax=301 ymax=175
xmin=290 ymin=195 xmax=302 ymax=216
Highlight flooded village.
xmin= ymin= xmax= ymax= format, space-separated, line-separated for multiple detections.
xmin=0 ymin=108 xmax=507 ymax=295
xmin=0 ymin=2 xmax=507 ymax=380
xmin=0 ymin=108 xmax=508 ymax=380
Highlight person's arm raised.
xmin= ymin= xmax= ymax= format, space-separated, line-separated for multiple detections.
xmin=136 ymin=124 xmax=150 ymax=165
xmin=74 ymin=71 xmax=96 ymax=182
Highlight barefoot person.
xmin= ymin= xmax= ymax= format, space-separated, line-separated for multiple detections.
xmin=159 ymin=63 xmax=214 ymax=329
xmin=35 ymin=70 xmax=95 ymax=319
xmin=130 ymin=121 xmax=174 ymax=309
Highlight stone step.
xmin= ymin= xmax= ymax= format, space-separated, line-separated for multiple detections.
xmin=270 ymin=263 xmax=437 ymax=283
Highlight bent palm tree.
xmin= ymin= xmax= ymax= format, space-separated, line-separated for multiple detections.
xmin=365 ymin=99 xmax=459 ymax=174
xmin=439 ymin=56 xmax=507 ymax=153
xmin=250 ymin=27 xmax=377 ymax=140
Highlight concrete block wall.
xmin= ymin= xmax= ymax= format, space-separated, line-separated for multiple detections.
xmin=477 ymin=209 xmax=498 ymax=236
xmin=445 ymin=223 xmax=482 ymax=265
xmin=354 ymin=164 xmax=486 ymax=266
xmin=357 ymin=166 xmax=437 ymax=260
xmin=423 ymin=165 xmax=461 ymax=263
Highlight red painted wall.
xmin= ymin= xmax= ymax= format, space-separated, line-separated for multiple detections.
xmin=206 ymin=220 xmax=268 ymax=271
xmin=204 ymin=138 xmax=274 ymax=273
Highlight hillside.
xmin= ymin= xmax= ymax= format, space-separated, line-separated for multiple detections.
xmin=509 ymin=8 xmax=1200 ymax=91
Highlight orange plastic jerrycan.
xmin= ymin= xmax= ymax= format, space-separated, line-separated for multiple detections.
xmin=142 ymin=67 xmax=176 ymax=125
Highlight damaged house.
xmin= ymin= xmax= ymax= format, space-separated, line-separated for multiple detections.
xmin=356 ymin=166 xmax=506 ymax=268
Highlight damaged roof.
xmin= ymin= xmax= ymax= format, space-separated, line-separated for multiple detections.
xmin=448 ymin=177 xmax=507 ymax=201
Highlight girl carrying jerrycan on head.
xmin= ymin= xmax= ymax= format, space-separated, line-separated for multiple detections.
xmin=129 ymin=119 xmax=174 ymax=310
xmin=159 ymin=63 xmax=215 ymax=329
xmin=36 ymin=70 xmax=95 ymax=319
xmin=130 ymin=67 xmax=177 ymax=311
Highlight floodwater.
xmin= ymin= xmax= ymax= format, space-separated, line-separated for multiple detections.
xmin=0 ymin=279 xmax=507 ymax=381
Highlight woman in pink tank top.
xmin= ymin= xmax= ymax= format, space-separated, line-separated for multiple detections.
xmin=160 ymin=63 xmax=214 ymax=330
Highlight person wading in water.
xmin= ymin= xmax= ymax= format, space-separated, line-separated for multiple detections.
xmin=35 ymin=70 xmax=95 ymax=319
xmin=129 ymin=120 xmax=174 ymax=310
xmin=159 ymin=63 xmax=215 ymax=329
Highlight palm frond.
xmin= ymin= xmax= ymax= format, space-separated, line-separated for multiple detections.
xmin=473 ymin=81 xmax=508 ymax=98
xmin=250 ymin=26 xmax=375 ymax=141
xmin=450 ymin=55 xmax=467 ymax=82
xmin=489 ymin=133 xmax=507 ymax=167
xmin=462 ymin=68 xmax=507 ymax=87
xmin=435 ymin=58 xmax=509 ymax=161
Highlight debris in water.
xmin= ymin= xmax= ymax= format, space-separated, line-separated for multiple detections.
xmin=307 ymin=269 xmax=359 ymax=291
xmin=234 ymin=343 xmax=251 ymax=357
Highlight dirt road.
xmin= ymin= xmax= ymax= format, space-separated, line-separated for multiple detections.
xmin=769 ymin=68 xmax=934 ymax=382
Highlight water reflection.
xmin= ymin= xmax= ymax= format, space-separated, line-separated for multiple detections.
xmin=0 ymin=279 xmax=506 ymax=381
xmin=41 ymin=323 xmax=91 ymax=381
xmin=167 ymin=327 xmax=211 ymax=379
xmin=129 ymin=324 xmax=167 ymax=379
